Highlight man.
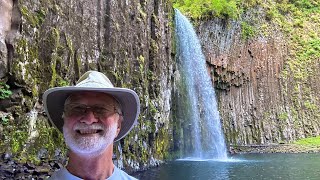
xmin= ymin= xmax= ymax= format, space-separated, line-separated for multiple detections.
xmin=43 ymin=70 xmax=140 ymax=180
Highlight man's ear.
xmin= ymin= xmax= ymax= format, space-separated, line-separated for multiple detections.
xmin=116 ymin=116 xmax=122 ymax=135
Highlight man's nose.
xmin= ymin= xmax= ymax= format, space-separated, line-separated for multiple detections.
xmin=80 ymin=110 xmax=98 ymax=124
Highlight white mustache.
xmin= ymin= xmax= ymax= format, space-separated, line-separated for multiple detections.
xmin=73 ymin=123 xmax=105 ymax=131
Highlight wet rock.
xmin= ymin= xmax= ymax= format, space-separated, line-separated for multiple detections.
xmin=50 ymin=161 xmax=63 ymax=169
xmin=1 ymin=164 xmax=15 ymax=176
xmin=229 ymin=144 xmax=320 ymax=154
xmin=33 ymin=166 xmax=50 ymax=175
xmin=2 ymin=152 xmax=12 ymax=161
xmin=0 ymin=153 xmax=65 ymax=179
xmin=37 ymin=148 xmax=48 ymax=159
xmin=24 ymin=162 xmax=35 ymax=170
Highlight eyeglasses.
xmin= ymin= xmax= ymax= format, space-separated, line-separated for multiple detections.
xmin=64 ymin=104 xmax=122 ymax=119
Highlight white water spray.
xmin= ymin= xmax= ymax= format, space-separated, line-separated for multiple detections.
xmin=175 ymin=9 xmax=228 ymax=160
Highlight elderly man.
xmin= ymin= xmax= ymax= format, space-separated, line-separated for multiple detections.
xmin=43 ymin=71 xmax=140 ymax=180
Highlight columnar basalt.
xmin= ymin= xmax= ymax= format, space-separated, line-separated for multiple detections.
xmin=197 ymin=16 xmax=320 ymax=146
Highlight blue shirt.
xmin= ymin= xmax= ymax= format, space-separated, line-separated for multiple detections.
xmin=49 ymin=166 xmax=138 ymax=180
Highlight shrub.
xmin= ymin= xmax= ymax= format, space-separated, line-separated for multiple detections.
xmin=0 ymin=82 xmax=12 ymax=100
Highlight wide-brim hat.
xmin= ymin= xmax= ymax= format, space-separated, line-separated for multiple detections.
xmin=42 ymin=70 xmax=140 ymax=142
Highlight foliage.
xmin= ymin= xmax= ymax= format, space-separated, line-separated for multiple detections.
xmin=172 ymin=0 xmax=264 ymax=19
xmin=294 ymin=136 xmax=320 ymax=146
xmin=1 ymin=116 xmax=9 ymax=125
xmin=57 ymin=79 xmax=69 ymax=87
xmin=293 ymin=0 xmax=319 ymax=10
xmin=241 ymin=21 xmax=256 ymax=40
xmin=277 ymin=112 xmax=288 ymax=121
xmin=304 ymin=101 xmax=318 ymax=111
xmin=173 ymin=0 xmax=239 ymax=19
xmin=0 ymin=82 xmax=12 ymax=100
xmin=284 ymin=38 xmax=320 ymax=81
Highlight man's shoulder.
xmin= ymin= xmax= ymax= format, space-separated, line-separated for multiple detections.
xmin=109 ymin=166 xmax=138 ymax=180
xmin=48 ymin=168 xmax=81 ymax=180
xmin=48 ymin=166 xmax=138 ymax=180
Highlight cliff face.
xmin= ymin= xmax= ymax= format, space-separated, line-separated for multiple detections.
xmin=197 ymin=8 xmax=320 ymax=146
xmin=0 ymin=0 xmax=173 ymax=172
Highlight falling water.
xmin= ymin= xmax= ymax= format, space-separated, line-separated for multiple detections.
xmin=175 ymin=9 xmax=228 ymax=160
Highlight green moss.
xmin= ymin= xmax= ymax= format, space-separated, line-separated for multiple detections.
xmin=138 ymin=55 xmax=145 ymax=74
xmin=147 ymin=70 xmax=156 ymax=82
xmin=20 ymin=5 xmax=46 ymax=28
xmin=241 ymin=21 xmax=257 ymax=40
xmin=154 ymin=127 xmax=171 ymax=160
xmin=0 ymin=115 xmax=66 ymax=164
xmin=66 ymin=36 xmax=75 ymax=64
xmin=266 ymin=6 xmax=280 ymax=21
xmin=14 ymin=36 xmax=41 ymax=101
xmin=278 ymin=112 xmax=289 ymax=121
xmin=48 ymin=28 xmax=61 ymax=87
xmin=304 ymin=101 xmax=318 ymax=111
xmin=148 ymin=100 xmax=158 ymax=117
xmin=33 ymin=117 xmax=67 ymax=159
xmin=150 ymin=39 xmax=159 ymax=54
xmin=122 ymin=139 xmax=135 ymax=161
xmin=138 ymin=4 xmax=147 ymax=20
xmin=57 ymin=78 xmax=69 ymax=87
xmin=10 ymin=130 xmax=28 ymax=154
xmin=294 ymin=136 xmax=320 ymax=146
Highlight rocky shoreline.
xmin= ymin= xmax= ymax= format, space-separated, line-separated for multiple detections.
xmin=0 ymin=153 xmax=64 ymax=179
xmin=1 ymin=144 xmax=320 ymax=179
xmin=229 ymin=144 xmax=320 ymax=154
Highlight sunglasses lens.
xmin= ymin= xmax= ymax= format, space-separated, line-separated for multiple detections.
xmin=92 ymin=106 xmax=111 ymax=118
xmin=65 ymin=105 xmax=86 ymax=117
xmin=65 ymin=104 xmax=115 ymax=118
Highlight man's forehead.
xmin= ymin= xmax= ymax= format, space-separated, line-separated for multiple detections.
xmin=67 ymin=91 xmax=115 ymax=102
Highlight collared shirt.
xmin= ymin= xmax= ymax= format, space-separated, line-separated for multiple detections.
xmin=49 ymin=166 xmax=138 ymax=180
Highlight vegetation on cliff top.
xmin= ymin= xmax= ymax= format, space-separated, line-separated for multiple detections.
xmin=173 ymin=0 xmax=319 ymax=20
xmin=173 ymin=0 xmax=240 ymax=19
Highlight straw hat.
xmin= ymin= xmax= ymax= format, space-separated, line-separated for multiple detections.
xmin=42 ymin=70 xmax=140 ymax=142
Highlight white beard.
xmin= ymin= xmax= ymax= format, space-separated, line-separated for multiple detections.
xmin=63 ymin=122 xmax=117 ymax=157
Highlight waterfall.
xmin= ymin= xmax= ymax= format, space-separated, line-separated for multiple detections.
xmin=175 ymin=9 xmax=228 ymax=160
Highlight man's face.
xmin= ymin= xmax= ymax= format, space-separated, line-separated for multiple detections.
xmin=62 ymin=92 xmax=121 ymax=156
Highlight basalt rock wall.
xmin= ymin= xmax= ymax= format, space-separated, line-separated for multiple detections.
xmin=0 ymin=0 xmax=173 ymax=172
xmin=197 ymin=12 xmax=320 ymax=146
